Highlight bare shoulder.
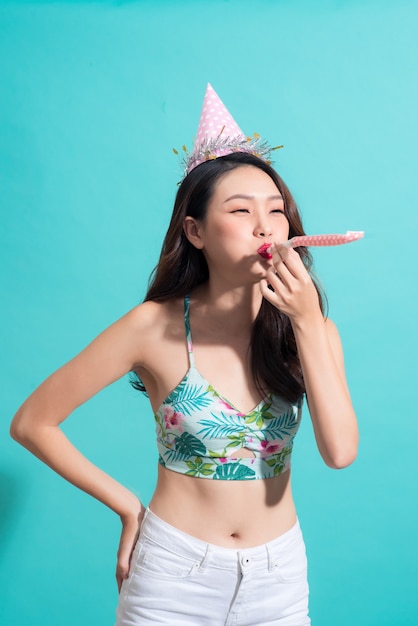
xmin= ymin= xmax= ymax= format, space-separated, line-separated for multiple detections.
xmin=323 ymin=317 xmax=343 ymax=343
xmin=126 ymin=298 xmax=185 ymax=365
xmin=323 ymin=317 xmax=346 ymax=367
xmin=324 ymin=317 xmax=340 ymax=338
xmin=125 ymin=299 xmax=168 ymax=332
xmin=126 ymin=298 xmax=184 ymax=337
xmin=130 ymin=297 xmax=188 ymax=404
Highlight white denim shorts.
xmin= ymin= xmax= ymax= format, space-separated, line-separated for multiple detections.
xmin=116 ymin=508 xmax=310 ymax=625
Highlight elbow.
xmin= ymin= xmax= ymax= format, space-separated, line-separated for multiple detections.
xmin=324 ymin=442 xmax=358 ymax=469
xmin=326 ymin=452 xmax=357 ymax=470
xmin=10 ymin=418 xmax=25 ymax=445
xmin=321 ymin=431 xmax=359 ymax=469
xmin=10 ymin=409 xmax=33 ymax=446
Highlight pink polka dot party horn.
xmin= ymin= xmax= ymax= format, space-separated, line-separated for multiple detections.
xmin=257 ymin=231 xmax=364 ymax=259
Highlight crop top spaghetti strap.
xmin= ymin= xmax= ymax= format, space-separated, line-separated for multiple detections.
xmin=154 ymin=295 xmax=303 ymax=480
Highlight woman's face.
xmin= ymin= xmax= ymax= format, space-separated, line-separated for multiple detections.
xmin=185 ymin=165 xmax=289 ymax=283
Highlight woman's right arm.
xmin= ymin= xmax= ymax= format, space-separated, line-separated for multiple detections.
xmin=10 ymin=302 xmax=157 ymax=587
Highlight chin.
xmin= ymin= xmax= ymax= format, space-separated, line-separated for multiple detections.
xmin=250 ymin=269 xmax=268 ymax=282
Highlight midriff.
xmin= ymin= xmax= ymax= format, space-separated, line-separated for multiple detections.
xmin=149 ymin=464 xmax=297 ymax=548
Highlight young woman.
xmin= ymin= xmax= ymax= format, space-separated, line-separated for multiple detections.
xmin=11 ymin=89 xmax=358 ymax=625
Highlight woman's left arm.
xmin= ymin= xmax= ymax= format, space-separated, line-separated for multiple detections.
xmin=260 ymin=245 xmax=359 ymax=469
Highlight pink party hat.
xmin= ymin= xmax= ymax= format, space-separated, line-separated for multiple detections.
xmin=177 ymin=84 xmax=282 ymax=176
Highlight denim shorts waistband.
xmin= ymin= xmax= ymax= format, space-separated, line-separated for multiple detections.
xmin=139 ymin=507 xmax=303 ymax=572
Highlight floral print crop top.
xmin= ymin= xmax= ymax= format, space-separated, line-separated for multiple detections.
xmin=154 ymin=296 xmax=303 ymax=480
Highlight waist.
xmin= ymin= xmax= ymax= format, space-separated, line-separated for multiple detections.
xmin=150 ymin=464 xmax=296 ymax=547
xmin=141 ymin=506 xmax=304 ymax=566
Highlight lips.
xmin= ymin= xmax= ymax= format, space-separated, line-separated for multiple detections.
xmin=257 ymin=243 xmax=272 ymax=259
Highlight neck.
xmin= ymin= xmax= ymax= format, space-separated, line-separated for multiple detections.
xmin=192 ymin=282 xmax=263 ymax=327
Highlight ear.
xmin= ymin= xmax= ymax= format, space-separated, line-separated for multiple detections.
xmin=183 ymin=216 xmax=205 ymax=250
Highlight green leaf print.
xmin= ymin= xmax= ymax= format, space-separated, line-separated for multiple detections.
xmin=262 ymin=411 xmax=299 ymax=440
xmin=206 ymin=434 xmax=247 ymax=458
xmin=164 ymin=432 xmax=207 ymax=463
xmin=167 ymin=380 xmax=212 ymax=416
xmin=245 ymin=402 xmax=274 ymax=428
xmin=273 ymin=462 xmax=285 ymax=476
xmin=214 ymin=463 xmax=256 ymax=480
xmin=265 ymin=447 xmax=292 ymax=475
xmin=185 ymin=457 xmax=216 ymax=477
xmin=197 ymin=412 xmax=246 ymax=439
xmin=225 ymin=433 xmax=247 ymax=448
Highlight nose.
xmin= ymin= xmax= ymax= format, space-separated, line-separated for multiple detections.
xmin=253 ymin=220 xmax=272 ymax=238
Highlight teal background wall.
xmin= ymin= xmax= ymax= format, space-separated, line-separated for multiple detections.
xmin=1 ymin=0 xmax=417 ymax=624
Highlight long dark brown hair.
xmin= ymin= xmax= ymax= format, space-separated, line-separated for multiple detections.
xmin=133 ymin=153 xmax=326 ymax=403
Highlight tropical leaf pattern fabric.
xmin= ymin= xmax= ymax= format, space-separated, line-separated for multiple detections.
xmin=154 ymin=296 xmax=303 ymax=481
xmin=155 ymin=367 xmax=302 ymax=480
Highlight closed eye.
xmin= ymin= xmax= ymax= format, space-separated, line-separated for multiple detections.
xmin=231 ymin=208 xmax=250 ymax=213
xmin=271 ymin=209 xmax=285 ymax=214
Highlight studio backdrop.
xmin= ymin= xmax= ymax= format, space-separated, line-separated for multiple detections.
xmin=1 ymin=1 xmax=417 ymax=625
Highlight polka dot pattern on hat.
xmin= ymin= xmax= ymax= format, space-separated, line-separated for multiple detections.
xmin=194 ymin=84 xmax=245 ymax=147
xmin=180 ymin=83 xmax=282 ymax=176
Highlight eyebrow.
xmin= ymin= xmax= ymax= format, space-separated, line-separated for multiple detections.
xmin=224 ymin=193 xmax=284 ymax=203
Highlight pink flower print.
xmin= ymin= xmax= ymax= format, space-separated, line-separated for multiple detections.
xmin=217 ymin=396 xmax=236 ymax=412
xmin=260 ymin=439 xmax=284 ymax=456
xmin=219 ymin=457 xmax=228 ymax=463
xmin=163 ymin=407 xmax=185 ymax=432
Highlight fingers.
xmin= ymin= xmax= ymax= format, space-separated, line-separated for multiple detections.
xmin=271 ymin=244 xmax=305 ymax=279
xmin=260 ymin=245 xmax=319 ymax=319
xmin=264 ymin=245 xmax=301 ymax=294
xmin=116 ymin=508 xmax=145 ymax=592
xmin=260 ymin=277 xmax=280 ymax=308
xmin=268 ymin=261 xmax=294 ymax=292
xmin=116 ymin=534 xmax=135 ymax=592
xmin=116 ymin=533 xmax=139 ymax=591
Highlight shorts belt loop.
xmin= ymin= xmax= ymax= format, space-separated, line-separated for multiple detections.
xmin=198 ymin=543 xmax=211 ymax=572
xmin=266 ymin=543 xmax=275 ymax=572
